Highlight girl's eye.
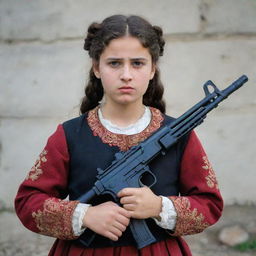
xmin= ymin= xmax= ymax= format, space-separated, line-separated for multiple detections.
xmin=108 ymin=61 xmax=121 ymax=68
xmin=132 ymin=61 xmax=144 ymax=68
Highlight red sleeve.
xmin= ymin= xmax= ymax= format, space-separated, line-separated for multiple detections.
xmin=169 ymin=131 xmax=223 ymax=236
xmin=14 ymin=124 xmax=79 ymax=240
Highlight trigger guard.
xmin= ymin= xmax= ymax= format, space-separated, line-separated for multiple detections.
xmin=139 ymin=171 xmax=157 ymax=188
xmin=139 ymin=178 xmax=145 ymax=187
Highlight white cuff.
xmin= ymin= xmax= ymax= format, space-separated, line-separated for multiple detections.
xmin=153 ymin=196 xmax=177 ymax=230
xmin=72 ymin=203 xmax=91 ymax=236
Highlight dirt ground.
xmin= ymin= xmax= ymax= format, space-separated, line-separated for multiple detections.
xmin=0 ymin=205 xmax=255 ymax=256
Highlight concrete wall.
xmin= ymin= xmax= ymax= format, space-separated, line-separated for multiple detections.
xmin=0 ymin=0 xmax=256 ymax=209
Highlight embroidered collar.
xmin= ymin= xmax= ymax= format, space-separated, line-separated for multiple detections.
xmin=87 ymin=106 xmax=164 ymax=151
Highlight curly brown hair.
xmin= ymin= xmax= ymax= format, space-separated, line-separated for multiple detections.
xmin=80 ymin=15 xmax=166 ymax=114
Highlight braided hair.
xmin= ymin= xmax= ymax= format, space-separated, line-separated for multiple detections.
xmin=80 ymin=15 xmax=166 ymax=114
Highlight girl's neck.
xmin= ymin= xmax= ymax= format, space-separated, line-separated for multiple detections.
xmin=100 ymin=102 xmax=146 ymax=127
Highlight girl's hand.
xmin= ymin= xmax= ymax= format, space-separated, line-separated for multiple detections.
xmin=117 ymin=187 xmax=162 ymax=219
xmin=83 ymin=201 xmax=131 ymax=241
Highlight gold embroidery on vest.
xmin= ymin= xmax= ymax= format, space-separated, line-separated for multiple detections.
xmin=87 ymin=106 xmax=164 ymax=151
xmin=202 ymin=156 xmax=219 ymax=189
xmin=32 ymin=198 xmax=78 ymax=240
xmin=26 ymin=150 xmax=47 ymax=181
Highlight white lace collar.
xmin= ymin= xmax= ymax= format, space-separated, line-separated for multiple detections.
xmin=98 ymin=106 xmax=151 ymax=135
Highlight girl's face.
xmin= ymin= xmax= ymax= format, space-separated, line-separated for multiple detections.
xmin=93 ymin=36 xmax=155 ymax=107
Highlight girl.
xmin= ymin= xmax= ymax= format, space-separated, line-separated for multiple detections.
xmin=15 ymin=15 xmax=223 ymax=256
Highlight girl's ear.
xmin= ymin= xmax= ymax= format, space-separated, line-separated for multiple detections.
xmin=150 ymin=64 xmax=156 ymax=80
xmin=92 ymin=60 xmax=100 ymax=79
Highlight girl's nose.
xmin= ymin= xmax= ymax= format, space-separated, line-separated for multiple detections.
xmin=120 ymin=65 xmax=133 ymax=81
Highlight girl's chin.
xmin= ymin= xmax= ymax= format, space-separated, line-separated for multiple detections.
xmin=111 ymin=96 xmax=142 ymax=105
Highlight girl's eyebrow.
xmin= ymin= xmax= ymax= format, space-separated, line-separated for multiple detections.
xmin=106 ymin=57 xmax=123 ymax=61
xmin=131 ymin=58 xmax=148 ymax=62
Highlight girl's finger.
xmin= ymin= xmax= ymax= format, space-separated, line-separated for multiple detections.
xmin=113 ymin=221 xmax=127 ymax=232
xmin=120 ymin=195 xmax=135 ymax=205
xmin=109 ymin=226 xmax=123 ymax=238
xmin=117 ymin=188 xmax=138 ymax=197
xmin=105 ymin=231 xmax=119 ymax=241
xmin=116 ymin=206 xmax=132 ymax=218
xmin=123 ymin=203 xmax=135 ymax=211
xmin=116 ymin=214 xmax=130 ymax=226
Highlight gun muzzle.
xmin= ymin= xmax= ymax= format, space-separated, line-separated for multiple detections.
xmin=222 ymin=75 xmax=248 ymax=96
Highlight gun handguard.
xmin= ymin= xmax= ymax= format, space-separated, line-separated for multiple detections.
xmin=78 ymin=75 xmax=248 ymax=249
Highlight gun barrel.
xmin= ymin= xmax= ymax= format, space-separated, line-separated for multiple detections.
xmin=222 ymin=75 xmax=248 ymax=96
xmin=156 ymin=75 xmax=248 ymax=146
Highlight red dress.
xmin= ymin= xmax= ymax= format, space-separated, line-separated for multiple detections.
xmin=15 ymin=107 xmax=223 ymax=256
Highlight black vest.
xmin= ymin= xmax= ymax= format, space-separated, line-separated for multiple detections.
xmin=62 ymin=113 xmax=189 ymax=248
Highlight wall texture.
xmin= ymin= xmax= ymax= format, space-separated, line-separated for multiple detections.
xmin=0 ymin=0 xmax=256 ymax=209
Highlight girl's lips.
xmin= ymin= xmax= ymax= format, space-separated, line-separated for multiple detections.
xmin=118 ymin=86 xmax=135 ymax=93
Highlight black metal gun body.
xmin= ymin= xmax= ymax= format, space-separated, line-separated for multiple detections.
xmin=78 ymin=75 xmax=248 ymax=249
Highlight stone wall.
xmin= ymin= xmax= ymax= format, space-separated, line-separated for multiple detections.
xmin=0 ymin=0 xmax=256 ymax=209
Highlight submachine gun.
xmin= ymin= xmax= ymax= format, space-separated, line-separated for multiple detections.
xmin=78 ymin=75 xmax=248 ymax=249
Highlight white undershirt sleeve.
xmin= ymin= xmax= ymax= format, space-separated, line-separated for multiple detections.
xmin=72 ymin=203 xmax=91 ymax=236
xmin=152 ymin=196 xmax=177 ymax=230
